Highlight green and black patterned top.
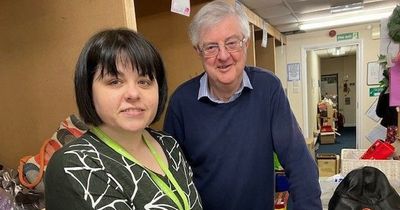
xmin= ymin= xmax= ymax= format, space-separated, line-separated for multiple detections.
xmin=45 ymin=128 xmax=203 ymax=210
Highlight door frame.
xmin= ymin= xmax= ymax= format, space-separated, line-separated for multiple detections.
xmin=300 ymin=39 xmax=362 ymax=148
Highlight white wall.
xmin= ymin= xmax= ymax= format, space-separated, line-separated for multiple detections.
xmin=321 ymin=55 xmax=357 ymax=127
xmin=275 ymin=23 xmax=381 ymax=149
xmin=307 ymin=51 xmax=321 ymax=138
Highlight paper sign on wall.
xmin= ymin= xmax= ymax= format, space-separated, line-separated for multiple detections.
xmin=261 ymin=29 xmax=268 ymax=48
xmin=390 ymin=61 xmax=400 ymax=106
xmin=171 ymin=0 xmax=190 ymax=17
xmin=287 ymin=63 xmax=301 ymax=81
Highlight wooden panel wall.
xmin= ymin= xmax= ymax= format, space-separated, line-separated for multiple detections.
xmin=137 ymin=3 xmax=208 ymax=130
xmin=255 ymin=30 xmax=276 ymax=72
xmin=246 ymin=24 xmax=256 ymax=66
xmin=137 ymin=3 xmax=258 ymax=130
xmin=0 ymin=0 xmax=134 ymax=168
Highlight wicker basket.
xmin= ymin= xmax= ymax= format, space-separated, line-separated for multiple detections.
xmin=340 ymin=149 xmax=400 ymax=181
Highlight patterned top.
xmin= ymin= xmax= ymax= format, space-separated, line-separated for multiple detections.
xmin=45 ymin=128 xmax=202 ymax=210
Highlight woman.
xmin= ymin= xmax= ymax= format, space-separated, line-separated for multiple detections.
xmin=45 ymin=28 xmax=202 ymax=210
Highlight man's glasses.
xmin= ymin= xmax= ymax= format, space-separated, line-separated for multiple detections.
xmin=199 ymin=38 xmax=246 ymax=58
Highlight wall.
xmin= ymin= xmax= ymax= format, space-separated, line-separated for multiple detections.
xmin=321 ymin=55 xmax=357 ymax=127
xmin=275 ymin=46 xmax=287 ymax=90
xmin=0 ymin=0 xmax=135 ymax=168
xmin=307 ymin=51 xmax=321 ymax=138
xmin=137 ymin=4 xmax=265 ymax=130
xmin=136 ymin=4 xmax=206 ymax=130
xmin=255 ymin=31 xmax=276 ymax=72
xmin=276 ymin=23 xmax=381 ymax=149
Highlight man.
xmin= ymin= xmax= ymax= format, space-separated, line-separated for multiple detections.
xmin=164 ymin=1 xmax=322 ymax=209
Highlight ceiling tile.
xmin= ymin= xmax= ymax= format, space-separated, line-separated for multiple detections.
xmin=255 ymin=4 xmax=292 ymax=18
xmin=238 ymin=0 xmax=398 ymax=33
xmin=240 ymin=0 xmax=282 ymax=9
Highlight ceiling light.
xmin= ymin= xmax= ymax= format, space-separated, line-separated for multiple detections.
xmin=299 ymin=12 xmax=392 ymax=31
xmin=331 ymin=2 xmax=363 ymax=14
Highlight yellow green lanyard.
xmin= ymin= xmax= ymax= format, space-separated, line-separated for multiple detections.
xmin=91 ymin=127 xmax=190 ymax=210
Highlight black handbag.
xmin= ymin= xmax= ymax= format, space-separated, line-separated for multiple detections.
xmin=329 ymin=166 xmax=400 ymax=210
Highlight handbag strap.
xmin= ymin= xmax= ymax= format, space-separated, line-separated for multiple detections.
xmin=18 ymin=138 xmax=50 ymax=188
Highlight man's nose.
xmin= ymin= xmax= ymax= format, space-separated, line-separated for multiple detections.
xmin=216 ymin=45 xmax=230 ymax=60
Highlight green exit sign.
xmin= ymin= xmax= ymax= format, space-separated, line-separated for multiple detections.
xmin=369 ymin=87 xmax=384 ymax=97
xmin=337 ymin=32 xmax=359 ymax=41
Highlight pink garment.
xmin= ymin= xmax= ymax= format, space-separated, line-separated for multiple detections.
xmin=390 ymin=61 xmax=400 ymax=107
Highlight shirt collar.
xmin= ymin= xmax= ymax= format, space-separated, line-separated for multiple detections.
xmin=198 ymin=70 xmax=253 ymax=103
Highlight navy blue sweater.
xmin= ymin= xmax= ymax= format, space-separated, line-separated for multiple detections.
xmin=164 ymin=67 xmax=322 ymax=210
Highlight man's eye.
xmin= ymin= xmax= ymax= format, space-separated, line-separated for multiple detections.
xmin=226 ymin=40 xmax=239 ymax=47
xmin=204 ymin=45 xmax=218 ymax=51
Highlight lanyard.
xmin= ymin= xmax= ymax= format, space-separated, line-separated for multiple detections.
xmin=91 ymin=127 xmax=190 ymax=210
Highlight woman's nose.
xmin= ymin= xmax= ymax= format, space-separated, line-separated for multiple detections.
xmin=125 ymin=83 xmax=140 ymax=101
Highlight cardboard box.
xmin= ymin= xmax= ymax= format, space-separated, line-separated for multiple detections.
xmin=317 ymin=153 xmax=339 ymax=177
xmin=305 ymin=137 xmax=316 ymax=160
xmin=320 ymin=132 xmax=335 ymax=144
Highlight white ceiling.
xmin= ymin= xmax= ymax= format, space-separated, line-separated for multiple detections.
xmin=239 ymin=0 xmax=399 ymax=34
xmin=314 ymin=45 xmax=357 ymax=58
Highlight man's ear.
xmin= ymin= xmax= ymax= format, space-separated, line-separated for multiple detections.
xmin=194 ymin=46 xmax=202 ymax=56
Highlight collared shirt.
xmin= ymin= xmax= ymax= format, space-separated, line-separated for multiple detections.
xmin=198 ymin=71 xmax=253 ymax=103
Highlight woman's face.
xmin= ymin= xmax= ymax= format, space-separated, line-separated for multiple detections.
xmin=92 ymin=58 xmax=159 ymax=135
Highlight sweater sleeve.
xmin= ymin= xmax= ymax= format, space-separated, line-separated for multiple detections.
xmin=270 ymin=84 xmax=322 ymax=210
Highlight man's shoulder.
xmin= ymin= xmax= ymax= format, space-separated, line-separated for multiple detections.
xmin=170 ymin=73 xmax=202 ymax=100
xmin=245 ymin=66 xmax=280 ymax=87
xmin=176 ymin=74 xmax=202 ymax=90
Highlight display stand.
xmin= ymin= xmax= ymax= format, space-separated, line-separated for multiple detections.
xmin=318 ymin=99 xmax=337 ymax=144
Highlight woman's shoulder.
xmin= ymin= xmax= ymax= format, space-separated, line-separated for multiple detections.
xmin=147 ymin=128 xmax=176 ymax=143
xmin=147 ymin=128 xmax=182 ymax=152
xmin=49 ymin=132 xmax=102 ymax=166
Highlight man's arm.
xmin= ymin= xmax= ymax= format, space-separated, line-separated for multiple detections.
xmin=270 ymin=84 xmax=322 ymax=210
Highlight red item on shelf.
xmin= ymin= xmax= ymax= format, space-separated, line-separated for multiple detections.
xmin=361 ymin=139 xmax=395 ymax=160
xmin=274 ymin=191 xmax=289 ymax=209
xmin=321 ymin=125 xmax=333 ymax=132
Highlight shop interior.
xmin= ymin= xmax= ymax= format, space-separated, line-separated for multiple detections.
xmin=1 ymin=0 xmax=399 ymax=209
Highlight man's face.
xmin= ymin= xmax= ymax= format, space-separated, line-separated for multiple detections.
xmin=197 ymin=15 xmax=248 ymax=89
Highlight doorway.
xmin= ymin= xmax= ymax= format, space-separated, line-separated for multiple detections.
xmin=301 ymin=40 xmax=361 ymax=152
xmin=319 ymin=55 xmax=357 ymax=154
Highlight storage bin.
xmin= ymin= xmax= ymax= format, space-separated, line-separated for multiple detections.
xmin=340 ymin=149 xmax=400 ymax=186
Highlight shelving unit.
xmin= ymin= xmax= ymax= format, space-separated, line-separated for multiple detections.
xmin=318 ymin=100 xmax=337 ymax=144
xmin=1 ymin=0 xmax=286 ymax=170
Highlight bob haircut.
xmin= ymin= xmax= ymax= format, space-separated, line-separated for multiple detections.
xmin=188 ymin=0 xmax=250 ymax=47
xmin=74 ymin=28 xmax=167 ymax=126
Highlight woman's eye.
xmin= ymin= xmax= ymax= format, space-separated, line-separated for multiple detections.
xmin=108 ymin=79 xmax=122 ymax=86
xmin=138 ymin=79 xmax=152 ymax=87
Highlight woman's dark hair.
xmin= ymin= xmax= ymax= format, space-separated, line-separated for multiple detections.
xmin=74 ymin=28 xmax=167 ymax=126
